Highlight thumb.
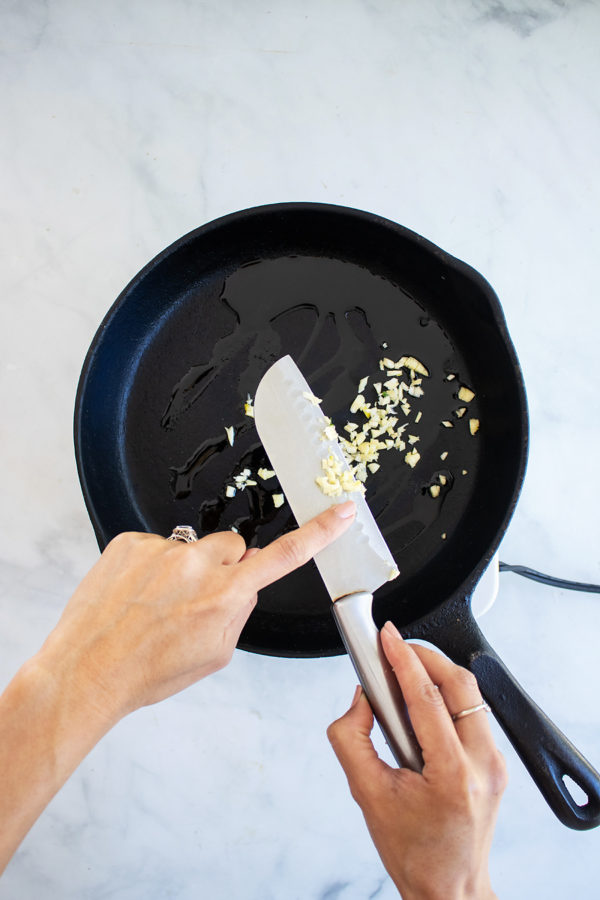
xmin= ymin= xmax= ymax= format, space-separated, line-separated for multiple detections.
xmin=327 ymin=686 xmax=391 ymax=801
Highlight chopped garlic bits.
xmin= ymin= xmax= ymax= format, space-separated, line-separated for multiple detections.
xmin=302 ymin=390 xmax=322 ymax=406
xmin=350 ymin=393 xmax=365 ymax=414
xmin=272 ymin=493 xmax=285 ymax=508
xmin=314 ymin=351 xmax=435 ymax=494
xmin=257 ymin=467 xmax=275 ymax=480
xmin=396 ymin=356 xmax=429 ymax=377
xmin=307 ymin=350 xmax=477 ymax=504
xmin=315 ymin=452 xmax=365 ymax=497
xmin=458 ymin=385 xmax=475 ymax=403
xmin=405 ymin=448 xmax=420 ymax=468
xmin=225 ymin=425 xmax=235 ymax=445
xmin=244 ymin=396 xmax=255 ymax=417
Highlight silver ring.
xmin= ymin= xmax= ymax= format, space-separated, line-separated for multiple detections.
xmin=167 ymin=525 xmax=199 ymax=543
xmin=451 ymin=701 xmax=491 ymax=721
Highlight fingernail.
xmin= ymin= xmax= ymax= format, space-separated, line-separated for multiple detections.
xmin=333 ymin=500 xmax=356 ymax=519
xmin=383 ymin=620 xmax=403 ymax=640
xmin=350 ymin=684 xmax=362 ymax=707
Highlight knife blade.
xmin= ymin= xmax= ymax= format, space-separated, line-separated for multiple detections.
xmin=254 ymin=355 xmax=423 ymax=771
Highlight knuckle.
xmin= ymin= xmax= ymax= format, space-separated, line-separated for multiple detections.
xmin=177 ymin=551 xmax=206 ymax=582
xmin=418 ymin=680 xmax=446 ymax=708
xmin=230 ymin=532 xmax=247 ymax=556
xmin=105 ymin=531 xmax=145 ymax=554
xmin=326 ymin=718 xmax=345 ymax=748
xmin=452 ymin=665 xmax=480 ymax=693
xmin=487 ymin=751 xmax=509 ymax=795
xmin=273 ymin=532 xmax=308 ymax=571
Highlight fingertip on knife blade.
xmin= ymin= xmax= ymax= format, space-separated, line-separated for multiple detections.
xmin=333 ymin=500 xmax=357 ymax=519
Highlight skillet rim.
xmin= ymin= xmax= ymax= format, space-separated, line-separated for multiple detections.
xmin=73 ymin=201 xmax=529 ymax=656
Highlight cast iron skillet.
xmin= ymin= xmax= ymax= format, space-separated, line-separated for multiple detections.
xmin=74 ymin=202 xmax=600 ymax=829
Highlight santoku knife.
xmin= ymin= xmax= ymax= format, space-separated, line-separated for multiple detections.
xmin=254 ymin=355 xmax=423 ymax=771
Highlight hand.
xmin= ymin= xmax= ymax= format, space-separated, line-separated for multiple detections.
xmin=327 ymin=622 xmax=507 ymax=900
xmin=36 ymin=500 xmax=357 ymax=724
xmin=0 ymin=500 xmax=356 ymax=874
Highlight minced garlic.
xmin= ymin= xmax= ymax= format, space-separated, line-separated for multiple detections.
xmin=405 ymin=448 xmax=420 ymax=468
xmin=397 ymin=356 xmax=429 ymax=377
xmin=350 ymin=393 xmax=365 ymax=414
xmin=303 ymin=390 xmax=322 ymax=405
xmin=225 ymin=425 xmax=235 ymax=445
xmin=469 ymin=418 xmax=480 ymax=435
xmin=458 ymin=385 xmax=475 ymax=403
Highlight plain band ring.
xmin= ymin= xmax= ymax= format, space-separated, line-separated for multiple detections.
xmin=451 ymin=701 xmax=491 ymax=721
xmin=167 ymin=525 xmax=199 ymax=543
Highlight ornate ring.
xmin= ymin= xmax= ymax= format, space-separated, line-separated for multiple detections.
xmin=167 ymin=525 xmax=199 ymax=543
xmin=451 ymin=701 xmax=491 ymax=721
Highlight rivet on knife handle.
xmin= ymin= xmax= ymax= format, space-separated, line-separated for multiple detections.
xmin=332 ymin=591 xmax=423 ymax=771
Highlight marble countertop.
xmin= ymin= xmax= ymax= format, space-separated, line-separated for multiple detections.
xmin=2 ymin=1 xmax=599 ymax=897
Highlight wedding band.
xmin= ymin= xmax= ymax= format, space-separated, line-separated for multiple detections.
xmin=451 ymin=701 xmax=491 ymax=721
xmin=167 ymin=525 xmax=199 ymax=543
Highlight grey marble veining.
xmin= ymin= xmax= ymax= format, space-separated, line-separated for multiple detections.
xmin=1 ymin=1 xmax=600 ymax=897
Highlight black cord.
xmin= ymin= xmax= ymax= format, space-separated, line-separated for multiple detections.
xmin=499 ymin=562 xmax=600 ymax=594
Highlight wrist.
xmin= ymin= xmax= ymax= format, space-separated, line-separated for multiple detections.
xmin=28 ymin=635 xmax=124 ymax=737
xmin=397 ymin=882 xmax=496 ymax=900
xmin=0 ymin=650 xmax=118 ymax=872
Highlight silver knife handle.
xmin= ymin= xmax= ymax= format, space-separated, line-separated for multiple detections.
xmin=332 ymin=591 xmax=423 ymax=772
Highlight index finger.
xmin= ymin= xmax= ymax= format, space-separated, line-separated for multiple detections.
xmin=234 ymin=500 xmax=356 ymax=592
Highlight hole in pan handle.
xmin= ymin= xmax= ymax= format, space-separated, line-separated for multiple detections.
xmin=410 ymin=606 xmax=600 ymax=830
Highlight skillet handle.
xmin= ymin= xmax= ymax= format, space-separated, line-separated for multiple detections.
xmin=417 ymin=608 xmax=600 ymax=831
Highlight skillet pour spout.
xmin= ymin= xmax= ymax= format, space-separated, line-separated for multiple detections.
xmin=401 ymin=596 xmax=600 ymax=831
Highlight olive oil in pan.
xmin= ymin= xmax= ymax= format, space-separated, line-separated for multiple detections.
xmin=162 ymin=256 xmax=479 ymax=560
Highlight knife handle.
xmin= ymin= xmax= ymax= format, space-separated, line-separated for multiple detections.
xmin=332 ymin=591 xmax=423 ymax=772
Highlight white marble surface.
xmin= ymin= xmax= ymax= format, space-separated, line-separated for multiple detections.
xmin=1 ymin=1 xmax=600 ymax=897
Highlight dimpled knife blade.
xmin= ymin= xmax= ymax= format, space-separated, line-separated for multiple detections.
xmin=254 ymin=355 xmax=423 ymax=772
xmin=253 ymin=355 xmax=398 ymax=598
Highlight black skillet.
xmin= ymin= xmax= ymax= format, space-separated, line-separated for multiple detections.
xmin=74 ymin=202 xmax=600 ymax=829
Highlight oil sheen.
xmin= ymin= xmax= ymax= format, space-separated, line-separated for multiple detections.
xmin=159 ymin=255 xmax=480 ymax=569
